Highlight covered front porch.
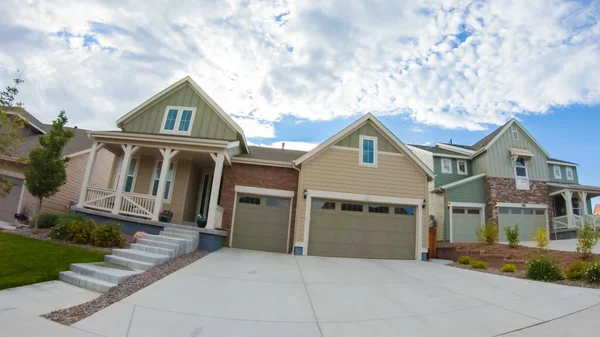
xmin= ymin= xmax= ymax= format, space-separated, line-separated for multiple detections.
xmin=77 ymin=131 xmax=238 ymax=229
xmin=549 ymin=183 xmax=600 ymax=236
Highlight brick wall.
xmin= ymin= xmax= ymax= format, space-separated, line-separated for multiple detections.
xmin=484 ymin=177 xmax=554 ymax=232
xmin=220 ymin=163 xmax=299 ymax=253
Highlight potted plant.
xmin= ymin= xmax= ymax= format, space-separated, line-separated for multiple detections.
xmin=196 ymin=213 xmax=207 ymax=228
xmin=159 ymin=210 xmax=173 ymax=223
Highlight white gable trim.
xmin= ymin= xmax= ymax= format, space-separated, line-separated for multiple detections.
xmin=476 ymin=119 xmax=550 ymax=158
xmin=435 ymin=143 xmax=474 ymax=155
xmin=437 ymin=173 xmax=486 ymax=191
xmin=294 ymin=113 xmax=434 ymax=179
xmin=115 ymin=76 xmax=248 ymax=152
xmin=547 ymin=160 xmax=579 ymax=167
xmin=6 ymin=111 xmax=46 ymax=134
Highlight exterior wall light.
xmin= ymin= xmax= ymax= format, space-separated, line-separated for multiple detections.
xmin=447 ymin=202 xmax=451 ymax=209
xmin=303 ymin=189 xmax=307 ymax=199
xmin=422 ymin=199 xmax=426 ymax=209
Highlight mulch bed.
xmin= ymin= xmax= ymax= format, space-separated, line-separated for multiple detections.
xmin=438 ymin=242 xmax=600 ymax=270
xmin=451 ymin=262 xmax=600 ymax=289
xmin=4 ymin=227 xmax=133 ymax=253
xmin=42 ymin=250 xmax=208 ymax=325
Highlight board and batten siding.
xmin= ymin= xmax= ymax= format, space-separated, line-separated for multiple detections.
xmin=548 ymin=164 xmax=579 ymax=184
xmin=294 ymin=147 xmax=429 ymax=248
xmin=485 ymin=126 xmax=549 ymax=181
xmin=122 ymin=83 xmax=238 ymax=141
xmin=471 ymin=152 xmax=487 ymax=175
xmin=433 ymin=157 xmax=473 ymax=188
xmin=335 ymin=122 xmax=399 ymax=153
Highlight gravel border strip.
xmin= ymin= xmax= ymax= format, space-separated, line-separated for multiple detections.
xmin=42 ymin=250 xmax=208 ymax=325
xmin=451 ymin=263 xmax=600 ymax=289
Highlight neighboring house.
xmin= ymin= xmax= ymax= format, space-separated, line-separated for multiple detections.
xmin=408 ymin=119 xmax=600 ymax=243
xmin=75 ymin=76 xmax=433 ymax=260
xmin=595 ymin=204 xmax=600 ymax=215
xmin=0 ymin=108 xmax=114 ymax=223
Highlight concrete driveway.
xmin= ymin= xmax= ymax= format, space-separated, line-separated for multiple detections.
xmin=70 ymin=248 xmax=600 ymax=337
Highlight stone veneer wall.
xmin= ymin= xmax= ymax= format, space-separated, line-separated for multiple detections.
xmin=484 ymin=177 xmax=554 ymax=233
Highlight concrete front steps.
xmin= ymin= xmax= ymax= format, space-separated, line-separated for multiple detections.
xmin=60 ymin=224 xmax=199 ymax=293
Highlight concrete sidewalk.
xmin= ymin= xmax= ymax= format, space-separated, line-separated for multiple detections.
xmin=69 ymin=248 xmax=600 ymax=337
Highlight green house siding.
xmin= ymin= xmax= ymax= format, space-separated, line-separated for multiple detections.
xmin=433 ymin=157 xmax=473 ymax=188
xmin=122 ymin=83 xmax=238 ymax=141
xmin=486 ymin=125 xmax=549 ymax=181
xmin=548 ymin=164 xmax=579 ymax=184
xmin=443 ymin=178 xmax=486 ymax=241
xmin=335 ymin=122 xmax=399 ymax=153
xmin=472 ymin=152 xmax=487 ymax=175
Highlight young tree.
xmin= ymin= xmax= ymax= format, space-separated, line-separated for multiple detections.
xmin=25 ymin=111 xmax=74 ymax=229
xmin=0 ymin=77 xmax=25 ymax=197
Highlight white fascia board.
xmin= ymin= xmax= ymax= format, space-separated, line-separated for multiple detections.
xmin=435 ymin=143 xmax=474 ymax=155
xmin=547 ymin=160 xmax=579 ymax=167
xmin=438 ymin=173 xmax=486 ymax=190
xmin=235 ymin=185 xmax=295 ymax=198
xmin=432 ymin=153 xmax=471 ymax=160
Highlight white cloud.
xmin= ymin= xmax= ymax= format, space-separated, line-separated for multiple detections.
xmin=0 ymin=0 xmax=599 ymax=133
xmin=249 ymin=140 xmax=317 ymax=152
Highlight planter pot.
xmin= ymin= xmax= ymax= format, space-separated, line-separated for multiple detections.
xmin=196 ymin=217 xmax=207 ymax=228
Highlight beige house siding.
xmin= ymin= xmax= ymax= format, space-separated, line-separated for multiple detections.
xmin=182 ymin=163 xmax=201 ymax=222
xmin=335 ymin=121 xmax=399 ymax=153
xmin=294 ymin=147 xmax=429 ymax=249
xmin=429 ymin=181 xmax=445 ymax=241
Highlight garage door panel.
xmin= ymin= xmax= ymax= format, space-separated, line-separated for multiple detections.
xmin=452 ymin=209 xmax=481 ymax=242
xmin=308 ymin=198 xmax=416 ymax=259
xmin=498 ymin=207 xmax=546 ymax=242
xmin=232 ymin=194 xmax=291 ymax=254
xmin=0 ymin=176 xmax=23 ymax=223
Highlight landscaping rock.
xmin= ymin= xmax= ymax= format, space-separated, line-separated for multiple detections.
xmin=42 ymin=249 xmax=208 ymax=325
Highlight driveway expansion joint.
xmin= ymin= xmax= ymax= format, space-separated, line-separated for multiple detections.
xmin=295 ymin=255 xmax=324 ymax=337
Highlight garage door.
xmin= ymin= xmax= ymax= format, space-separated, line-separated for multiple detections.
xmin=0 ymin=176 xmax=23 ymax=223
xmin=498 ymin=207 xmax=546 ymax=242
xmin=308 ymin=199 xmax=416 ymax=259
xmin=231 ymin=194 xmax=291 ymax=253
xmin=451 ymin=207 xmax=482 ymax=242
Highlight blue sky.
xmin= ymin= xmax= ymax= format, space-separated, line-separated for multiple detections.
xmin=0 ymin=0 xmax=599 ymax=208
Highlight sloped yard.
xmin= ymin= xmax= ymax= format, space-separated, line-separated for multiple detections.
xmin=0 ymin=232 xmax=107 ymax=290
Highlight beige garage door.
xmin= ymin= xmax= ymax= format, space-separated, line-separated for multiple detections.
xmin=0 ymin=176 xmax=23 ymax=223
xmin=308 ymin=199 xmax=416 ymax=259
xmin=498 ymin=207 xmax=546 ymax=242
xmin=451 ymin=208 xmax=482 ymax=242
xmin=231 ymin=194 xmax=291 ymax=253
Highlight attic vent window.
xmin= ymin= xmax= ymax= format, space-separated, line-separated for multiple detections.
xmin=511 ymin=126 xmax=519 ymax=141
xmin=359 ymin=135 xmax=378 ymax=167
xmin=160 ymin=106 xmax=196 ymax=136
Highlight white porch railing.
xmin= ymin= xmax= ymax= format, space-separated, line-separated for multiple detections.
xmin=83 ymin=187 xmax=116 ymax=212
xmin=555 ymin=214 xmax=600 ymax=232
xmin=119 ymin=192 xmax=156 ymax=219
xmin=214 ymin=205 xmax=224 ymax=229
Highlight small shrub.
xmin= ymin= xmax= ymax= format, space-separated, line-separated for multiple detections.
xmin=458 ymin=256 xmax=471 ymax=265
xmin=532 ymin=227 xmax=549 ymax=249
xmin=476 ymin=222 xmax=499 ymax=245
xmin=66 ymin=219 xmax=94 ymax=244
xmin=31 ymin=212 xmax=61 ymax=229
xmin=91 ymin=222 xmax=124 ymax=248
xmin=48 ymin=213 xmax=87 ymax=240
xmin=470 ymin=260 xmax=487 ymax=270
xmin=526 ymin=252 xmax=563 ymax=282
xmin=566 ymin=261 xmax=589 ymax=280
xmin=504 ymin=224 xmax=520 ymax=248
xmin=502 ymin=264 xmax=517 ymax=273
xmin=585 ymin=262 xmax=600 ymax=283
xmin=576 ymin=223 xmax=599 ymax=260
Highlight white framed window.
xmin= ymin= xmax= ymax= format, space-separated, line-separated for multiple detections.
xmin=113 ymin=157 xmax=139 ymax=193
xmin=566 ymin=167 xmax=574 ymax=180
xmin=511 ymin=126 xmax=519 ymax=141
xmin=160 ymin=106 xmax=197 ymax=136
xmin=553 ymin=165 xmax=562 ymax=179
xmin=515 ymin=157 xmax=529 ymax=190
xmin=359 ymin=135 xmax=378 ymax=167
xmin=457 ymin=160 xmax=468 ymax=175
xmin=150 ymin=160 xmax=176 ymax=202
xmin=441 ymin=158 xmax=452 ymax=174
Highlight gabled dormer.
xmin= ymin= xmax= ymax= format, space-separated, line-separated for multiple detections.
xmin=115 ymin=76 xmax=248 ymax=152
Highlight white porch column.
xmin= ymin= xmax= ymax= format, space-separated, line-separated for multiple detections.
xmin=579 ymin=191 xmax=588 ymax=215
xmin=206 ymin=152 xmax=225 ymax=229
xmin=112 ymin=144 xmax=138 ymax=215
xmin=152 ymin=148 xmax=179 ymax=221
xmin=78 ymin=141 xmax=104 ymax=206
xmin=561 ymin=190 xmax=574 ymax=228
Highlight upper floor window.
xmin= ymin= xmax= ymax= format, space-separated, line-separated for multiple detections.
xmin=359 ymin=135 xmax=377 ymax=167
xmin=566 ymin=167 xmax=574 ymax=180
xmin=553 ymin=165 xmax=562 ymax=179
xmin=515 ymin=157 xmax=529 ymax=190
xmin=457 ymin=160 xmax=468 ymax=175
xmin=441 ymin=158 xmax=452 ymax=174
xmin=511 ymin=126 xmax=519 ymax=141
xmin=160 ymin=106 xmax=196 ymax=136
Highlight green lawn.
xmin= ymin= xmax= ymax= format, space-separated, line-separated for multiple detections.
xmin=0 ymin=232 xmax=108 ymax=290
